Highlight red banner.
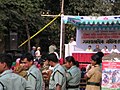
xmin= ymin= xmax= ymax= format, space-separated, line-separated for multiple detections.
xmin=102 ymin=62 xmax=120 ymax=70
xmin=81 ymin=29 xmax=120 ymax=44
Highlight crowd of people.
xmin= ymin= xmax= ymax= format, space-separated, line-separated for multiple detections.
xmin=0 ymin=52 xmax=82 ymax=90
xmin=0 ymin=40 xmax=117 ymax=90
xmin=86 ymin=45 xmax=120 ymax=53
xmin=0 ymin=47 xmax=105 ymax=90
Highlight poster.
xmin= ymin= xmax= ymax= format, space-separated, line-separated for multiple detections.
xmin=81 ymin=29 xmax=120 ymax=44
xmin=102 ymin=61 xmax=120 ymax=90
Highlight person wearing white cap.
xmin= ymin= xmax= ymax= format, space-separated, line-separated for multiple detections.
xmin=30 ymin=46 xmax=36 ymax=58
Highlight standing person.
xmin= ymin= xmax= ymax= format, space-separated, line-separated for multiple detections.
xmin=40 ymin=59 xmax=52 ymax=90
xmin=30 ymin=46 xmax=36 ymax=58
xmin=35 ymin=47 xmax=42 ymax=64
xmin=65 ymin=56 xmax=81 ymax=90
xmin=20 ymin=53 xmax=43 ymax=90
xmin=35 ymin=47 xmax=41 ymax=59
xmin=86 ymin=52 xmax=104 ymax=73
xmin=0 ymin=53 xmax=31 ymax=90
xmin=47 ymin=53 xmax=66 ymax=90
xmin=69 ymin=37 xmax=76 ymax=44
xmin=110 ymin=45 xmax=119 ymax=53
xmin=14 ymin=59 xmax=28 ymax=80
xmin=84 ymin=53 xmax=102 ymax=90
xmin=68 ymin=37 xmax=76 ymax=56
xmin=93 ymin=45 xmax=101 ymax=52
xmin=49 ymin=42 xmax=57 ymax=54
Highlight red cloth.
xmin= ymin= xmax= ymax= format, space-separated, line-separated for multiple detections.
xmin=72 ymin=53 xmax=94 ymax=63
xmin=59 ymin=58 xmax=64 ymax=65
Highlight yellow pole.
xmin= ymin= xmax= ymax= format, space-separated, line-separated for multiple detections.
xmin=18 ymin=13 xmax=61 ymax=48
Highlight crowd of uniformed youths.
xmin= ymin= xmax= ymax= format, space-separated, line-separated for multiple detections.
xmin=0 ymin=51 xmax=103 ymax=90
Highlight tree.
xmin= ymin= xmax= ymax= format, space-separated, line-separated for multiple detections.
xmin=0 ymin=0 xmax=119 ymax=53
xmin=111 ymin=0 xmax=120 ymax=15
xmin=64 ymin=0 xmax=114 ymax=16
xmin=0 ymin=0 xmax=45 ymax=52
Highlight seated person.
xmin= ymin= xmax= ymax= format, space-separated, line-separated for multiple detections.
xmin=101 ymin=46 xmax=109 ymax=53
xmin=110 ymin=45 xmax=119 ymax=53
xmin=93 ymin=45 xmax=101 ymax=52
xmin=86 ymin=45 xmax=93 ymax=52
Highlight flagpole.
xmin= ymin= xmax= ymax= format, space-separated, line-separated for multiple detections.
xmin=60 ymin=0 xmax=64 ymax=58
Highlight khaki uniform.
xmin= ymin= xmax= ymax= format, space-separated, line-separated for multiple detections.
xmin=27 ymin=65 xmax=43 ymax=90
xmin=49 ymin=64 xmax=66 ymax=90
xmin=41 ymin=65 xmax=51 ymax=90
xmin=86 ymin=64 xmax=102 ymax=90
xmin=14 ymin=65 xmax=28 ymax=79
xmin=0 ymin=70 xmax=30 ymax=90
xmin=66 ymin=66 xmax=81 ymax=90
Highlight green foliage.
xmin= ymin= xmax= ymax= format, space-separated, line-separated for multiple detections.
xmin=0 ymin=0 xmax=120 ymax=52
xmin=112 ymin=0 xmax=120 ymax=15
xmin=64 ymin=0 xmax=114 ymax=16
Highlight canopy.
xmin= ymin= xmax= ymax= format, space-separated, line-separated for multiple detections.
xmin=63 ymin=15 xmax=120 ymax=53
xmin=63 ymin=15 xmax=120 ymax=26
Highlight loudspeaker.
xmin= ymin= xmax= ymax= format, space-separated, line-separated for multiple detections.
xmin=10 ymin=32 xmax=18 ymax=50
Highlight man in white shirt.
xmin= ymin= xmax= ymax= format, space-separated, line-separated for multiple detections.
xmin=49 ymin=42 xmax=57 ymax=54
xmin=68 ymin=37 xmax=76 ymax=56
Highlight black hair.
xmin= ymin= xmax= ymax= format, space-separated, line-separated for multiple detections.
xmin=0 ymin=53 xmax=13 ymax=68
xmin=47 ymin=53 xmax=58 ymax=63
xmin=91 ymin=54 xmax=102 ymax=64
xmin=88 ymin=45 xmax=91 ymax=48
xmin=113 ymin=45 xmax=117 ymax=48
xmin=41 ymin=53 xmax=49 ymax=60
xmin=21 ymin=53 xmax=33 ymax=62
xmin=104 ymin=46 xmax=108 ymax=49
xmin=95 ymin=52 xmax=104 ymax=58
xmin=65 ymin=56 xmax=79 ymax=67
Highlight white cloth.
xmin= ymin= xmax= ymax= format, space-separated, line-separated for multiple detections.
xmin=54 ymin=52 xmax=59 ymax=59
xmin=86 ymin=49 xmax=93 ymax=52
xmin=35 ymin=50 xmax=41 ymax=57
xmin=101 ymin=49 xmax=109 ymax=53
xmin=68 ymin=41 xmax=76 ymax=56
xmin=110 ymin=49 xmax=119 ymax=53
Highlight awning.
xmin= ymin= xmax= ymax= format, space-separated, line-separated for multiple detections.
xmin=63 ymin=15 xmax=120 ymax=26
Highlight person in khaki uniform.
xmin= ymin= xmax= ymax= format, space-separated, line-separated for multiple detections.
xmin=47 ymin=53 xmax=66 ymax=90
xmin=14 ymin=58 xmax=28 ymax=80
xmin=84 ymin=53 xmax=102 ymax=90
xmin=14 ymin=63 xmax=28 ymax=79
xmin=0 ymin=53 xmax=31 ymax=90
xmin=65 ymin=56 xmax=81 ymax=90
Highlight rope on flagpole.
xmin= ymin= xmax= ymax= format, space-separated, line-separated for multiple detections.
xmin=18 ymin=13 xmax=61 ymax=48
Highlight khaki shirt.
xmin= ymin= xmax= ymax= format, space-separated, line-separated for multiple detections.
xmin=14 ymin=65 xmax=28 ymax=79
xmin=0 ymin=70 xmax=31 ymax=90
xmin=86 ymin=64 xmax=102 ymax=90
xmin=66 ymin=66 xmax=81 ymax=90
xmin=49 ymin=64 xmax=66 ymax=90
xmin=27 ymin=65 xmax=43 ymax=90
